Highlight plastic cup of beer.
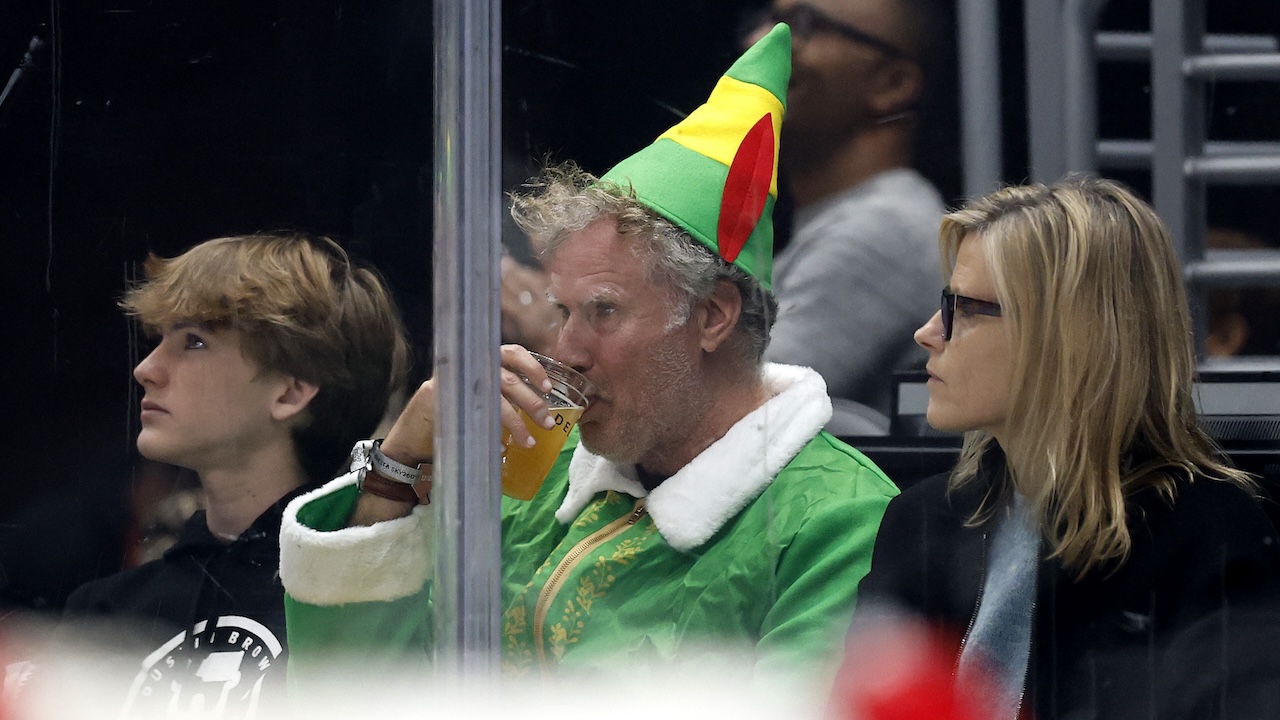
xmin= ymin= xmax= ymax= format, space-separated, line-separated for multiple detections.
xmin=501 ymin=352 xmax=591 ymax=500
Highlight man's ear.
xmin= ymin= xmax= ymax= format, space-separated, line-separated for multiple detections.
xmin=1206 ymin=311 xmax=1250 ymax=358
xmin=869 ymin=58 xmax=923 ymax=119
xmin=271 ymin=377 xmax=321 ymax=423
xmin=697 ymin=279 xmax=743 ymax=353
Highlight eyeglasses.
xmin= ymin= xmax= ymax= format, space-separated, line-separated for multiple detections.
xmin=756 ymin=3 xmax=910 ymax=60
xmin=941 ymin=287 xmax=1002 ymax=341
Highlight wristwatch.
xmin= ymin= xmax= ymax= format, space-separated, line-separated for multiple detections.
xmin=357 ymin=439 xmax=431 ymax=505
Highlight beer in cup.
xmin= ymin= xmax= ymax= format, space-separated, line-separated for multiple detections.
xmin=501 ymin=353 xmax=590 ymax=500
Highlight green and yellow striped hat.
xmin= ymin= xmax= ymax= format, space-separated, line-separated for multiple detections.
xmin=602 ymin=23 xmax=790 ymax=290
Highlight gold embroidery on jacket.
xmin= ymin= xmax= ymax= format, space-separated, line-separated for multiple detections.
xmin=532 ymin=498 xmax=650 ymax=669
xmin=500 ymin=492 xmax=625 ymax=673
xmin=545 ymin=529 xmax=656 ymax=661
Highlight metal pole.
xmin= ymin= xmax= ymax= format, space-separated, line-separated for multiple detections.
xmin=957 ymin=0 xmax=1004 ymax=197
xmin=1023 ymin=0 xmax=1067 ymax=182
xmin=1186 ymin=250 xmax=1280 ymax=286
xmin=1096 ymin=32 xmax=1278 ymax=62
xmin=1183 ymin=53 xmax=1280 ymax=81
xmin=1063 ymin=0 xmax=1108 ymax=173
xmin=432 ymin=0 xmax=504 ymax=683
xmin=1184 ymin=154 xmax=1280 ymax=183
xmin=1150 ymin=0 xmax=1207 ymax=356
xmin=1097 ymin=139 xmax=1280 ymax=169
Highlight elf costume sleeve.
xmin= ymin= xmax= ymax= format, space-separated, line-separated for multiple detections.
xmin=280 ymin=473 xmax=436 ymax=687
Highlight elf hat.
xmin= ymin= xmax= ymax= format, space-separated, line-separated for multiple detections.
xmin=601 ymin=23 xmax=790 ymax=290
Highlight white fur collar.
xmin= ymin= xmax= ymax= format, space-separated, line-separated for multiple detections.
xmin=554 ymin=363 xmax=832 ymax=551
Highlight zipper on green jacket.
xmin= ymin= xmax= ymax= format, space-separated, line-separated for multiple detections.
xmin=533 ymin=497 xmax=648 ymax=670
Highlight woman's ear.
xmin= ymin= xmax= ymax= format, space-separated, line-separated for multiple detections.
xmin=271 ymin=377 xmax=321 ymax=423
xmin=697 ymin=279 xmax=744 ymax=353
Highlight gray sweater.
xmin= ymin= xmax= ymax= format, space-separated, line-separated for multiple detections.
xmin=765 ymin=168 xmax=945 ymax=413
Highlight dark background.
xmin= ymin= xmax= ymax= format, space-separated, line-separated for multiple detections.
xmin=1 ymin=0 xmax=1277 ymax=611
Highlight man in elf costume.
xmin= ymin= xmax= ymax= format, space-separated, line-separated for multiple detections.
xmin=279 ymin=23 xmax=897 ymax=683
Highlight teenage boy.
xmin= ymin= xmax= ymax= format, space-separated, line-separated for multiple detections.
xmin=63 ymin=233 xmax=410 ymax=718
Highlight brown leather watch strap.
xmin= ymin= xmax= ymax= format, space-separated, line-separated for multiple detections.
xmin=359 ymin=464 xmax=432 ymax=505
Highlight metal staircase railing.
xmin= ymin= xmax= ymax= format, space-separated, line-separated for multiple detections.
xmin=1017 ymin=0 xmax=1280 ymax=361
xmin=1151 ymin=2 xmax=1280 ymax=358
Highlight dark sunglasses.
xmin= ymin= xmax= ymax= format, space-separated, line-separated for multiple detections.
xmin=941 ymin=287 xmax=1002 ymax=341
xmin=755 ymin=3 xmax=910 ymax=60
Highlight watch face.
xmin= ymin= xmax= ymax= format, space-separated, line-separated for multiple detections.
xmin=352 ymin=441 xmax=374 ymax=473
xmin=121 ymin=615 xmax=285 ymax=719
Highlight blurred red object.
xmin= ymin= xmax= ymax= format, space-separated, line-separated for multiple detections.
xmin=0 ymin=632 xmax=39 ymax=720
xmin=1 ymin=641 xmax=12 ymax=720
xmin=829 ymin=607 xmax=999 ymax=720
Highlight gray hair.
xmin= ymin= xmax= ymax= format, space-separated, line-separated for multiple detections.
xmin=509 ymin=162 xmax=777 ymax=364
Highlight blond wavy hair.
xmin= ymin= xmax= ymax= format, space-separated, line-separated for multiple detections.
xmin=942 ymin=176 xmax=1253 ymax=577
xmin=122 ymin=233 xmax=411 ymax=483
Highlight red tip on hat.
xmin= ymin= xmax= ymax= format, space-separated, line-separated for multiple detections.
xmin=717 ymin=113 xmax=776 ymax=264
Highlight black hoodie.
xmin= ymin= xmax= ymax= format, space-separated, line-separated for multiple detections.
xmin=63 ymin=482 xmax=317 ymax=718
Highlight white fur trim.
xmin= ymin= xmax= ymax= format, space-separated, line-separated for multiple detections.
xmin=555 ymin=452 xmax=649 ymax=524
xmin=279 ymin=470 xmax=434 ymax=605
xmin=554 ymin=364 xmax=832 ymax=551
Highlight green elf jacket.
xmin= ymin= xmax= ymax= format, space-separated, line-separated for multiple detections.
xmin=279 ymin=364 xmax=897 ymax=684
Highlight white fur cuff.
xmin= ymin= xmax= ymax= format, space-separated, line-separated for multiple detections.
xmin=279 ymin=473 xmax=435 ymax=605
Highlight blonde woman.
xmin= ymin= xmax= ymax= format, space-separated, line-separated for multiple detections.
xmin=853 ymin=177 xmax=1280 ymax=720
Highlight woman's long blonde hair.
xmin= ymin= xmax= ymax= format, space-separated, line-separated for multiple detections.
xmin=943 ymin=176 xmax=1253 ymax=577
